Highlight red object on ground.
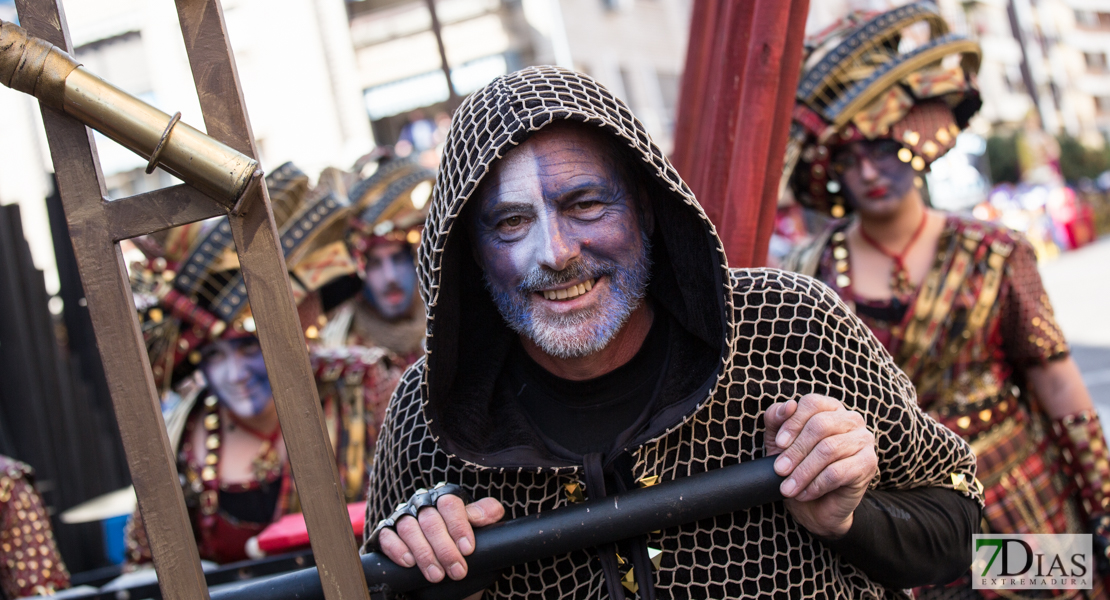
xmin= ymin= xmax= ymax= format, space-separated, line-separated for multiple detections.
xmin=671 ymin=0 xmax=811 ymax=268
xmin=256 ymin=503 xmax=366 ymax=556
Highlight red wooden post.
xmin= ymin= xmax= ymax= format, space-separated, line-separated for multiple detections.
xmin=671 ymin=0 xmax=718 ymax=171
xmin=672 ymin=0 xmax=810 ymax=268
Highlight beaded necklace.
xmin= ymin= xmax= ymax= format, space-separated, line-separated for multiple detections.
xmin=856 ymin=210 xmax=929 ymax=299
xmin=194 ymin=394 xmax=283 ymax=517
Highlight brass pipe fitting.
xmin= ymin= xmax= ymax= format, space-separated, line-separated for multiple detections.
xmin=0 ymin=19 xmax=260 ymax=213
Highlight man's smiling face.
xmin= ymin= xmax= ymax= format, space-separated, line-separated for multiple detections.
xmin=470 ymin=124 xmax=652 ymax=359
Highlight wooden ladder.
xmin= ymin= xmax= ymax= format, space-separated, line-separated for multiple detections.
xmin=13 ymin=1 xmax=371 ymax=598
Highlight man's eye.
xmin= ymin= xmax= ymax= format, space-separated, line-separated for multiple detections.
xmin=500 ymin=216 xmax=524 ymax=228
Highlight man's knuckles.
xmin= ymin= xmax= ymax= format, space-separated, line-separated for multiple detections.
xmin=813 ymin=436 xmax=846 ymax=463
xmin=396 ymin=514 xmax=423 ymax=537
xmin=437 ymin=493 xmax=466 ymax=513
xmin=377 ymin=528 xmax=408 ymax=559
xmin=473 ymin=497 xmax=506 ymax=524
xmin=798 ymin=393 xmax=842 ymax=412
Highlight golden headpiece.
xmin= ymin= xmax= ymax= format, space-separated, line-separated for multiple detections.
xmin=132 ymin=162 xmax=358 ymax=388
xmin=786 ymin=2 xmax=982 ymax=216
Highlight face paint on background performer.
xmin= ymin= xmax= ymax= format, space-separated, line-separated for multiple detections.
xmin=201 ymin=337 xmax=274 ymax=419
xmin=362 ymin=241 xmax=418 ymax=321
xmin=781 ymin=4 xmax=1110 ymax=598
xmin=123 ymin=162 xmax=400 ymax=565
xmin=334 ymin=157 xmax=435 ymax=366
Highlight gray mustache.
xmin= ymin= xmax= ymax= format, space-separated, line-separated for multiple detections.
xmin=517 ymin=259 xmax=609 ymax=294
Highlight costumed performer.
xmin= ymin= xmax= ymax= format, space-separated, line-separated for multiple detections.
xmin=319 ymin=156 xmax=434 ymax=368
xmin=781 ymin=4 xmax=1109 ymax=598
xmin=360 ymin=65 xmax=983 ymax=599
xmin=124 ymin=162 xmax=400 ymax=564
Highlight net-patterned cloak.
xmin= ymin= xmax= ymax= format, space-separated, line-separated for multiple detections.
xmin=362 ymin=66 xmax=982 ymax=599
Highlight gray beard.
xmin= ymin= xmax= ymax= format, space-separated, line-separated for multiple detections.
xmin=485 ymin=235 xmax=652 ymax=359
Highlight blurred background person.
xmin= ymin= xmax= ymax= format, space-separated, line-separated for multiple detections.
xmin=783 ymin=5 xmax=1110 ymax=598
xmin=123 ymin=163 xmax=400 ymax=565
xmin=321 ymin=155 xmax=434 ymax=369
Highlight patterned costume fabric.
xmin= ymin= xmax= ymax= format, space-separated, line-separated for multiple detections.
xmin=785 ymin=2 xmax=982 ymax=217
xmin=325 ymin=157 xmax=435 ymax=368
xmin=125 ymin=164 xmax=402 ymax=564
xmin=126 ymin=351 xmax=401 ymax=565
xmin=362 ymin=66 xmax=981 ymax=598
xmin=787 ymin=216 xmax=1105 ymax=599
xmin=0 ymin=457 xmax=69 ymax=598
xmin=325 ymin=296 xmax=426 ymax=369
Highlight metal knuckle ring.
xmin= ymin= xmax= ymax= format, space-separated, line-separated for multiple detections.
xmin=365 ymin=483 xmax=471 ymax=552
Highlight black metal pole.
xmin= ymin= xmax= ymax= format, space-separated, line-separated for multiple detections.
xmin=209 ymin=456 xmax=785 ymax=600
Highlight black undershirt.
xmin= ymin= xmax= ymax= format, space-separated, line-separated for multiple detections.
xmin=218 ymin=478 xmax=282 ymax=524
xmin=506 ymin=312 xmax=669 ymax=456
xmin=499 ymin=310 xmax=980 ymax=588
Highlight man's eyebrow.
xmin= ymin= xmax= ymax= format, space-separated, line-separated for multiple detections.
xmin=481 ymin=201 xmax=536 ymax=219
xmin=550 ymin=180 xmax=615 ymax=201
xmin=485 ymin=200 xmax=534 ymax=211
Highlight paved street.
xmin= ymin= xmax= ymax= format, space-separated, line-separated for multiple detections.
xmin=1038 ymin=236 xmax=1110 ymax=419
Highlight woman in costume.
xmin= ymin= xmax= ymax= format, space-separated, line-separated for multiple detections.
xmin=783 ymin=4 xmax=1109 ymax=598
xmin=125 ymin=163 xmax=400 ymax=564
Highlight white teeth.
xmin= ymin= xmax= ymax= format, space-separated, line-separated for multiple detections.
xmin=541 ymin=278 xmax=597 ymax=301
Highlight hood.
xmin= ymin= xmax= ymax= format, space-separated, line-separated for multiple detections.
xmin=419 ymin=66 xmax=733 ymax=469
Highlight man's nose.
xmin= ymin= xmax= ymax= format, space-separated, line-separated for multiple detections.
xmin=536 ymin=215 xmax=579 ymax=272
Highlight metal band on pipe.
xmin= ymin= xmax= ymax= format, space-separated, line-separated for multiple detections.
xmin=209 ymin=456 xmax=785 ymax=600
xmin=0 ymin=18 xmax=259 ymax=213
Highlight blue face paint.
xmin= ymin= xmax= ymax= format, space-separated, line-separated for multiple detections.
xmin=361 ymin=242 xmax=417 ymax=319
xmin=471 ymin=126 xmax=652 ymax=359
xmin=201 ymin=336 xmax=273 ymax=418
xmin=834 ymin=139 xmax=918 ymax=217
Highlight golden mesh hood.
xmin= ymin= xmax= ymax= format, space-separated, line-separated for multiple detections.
xmin=417 ymin=66 xmax=733 ymax=467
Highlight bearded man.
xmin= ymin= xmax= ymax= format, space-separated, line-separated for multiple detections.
xmin=336 ymin=161 xmax=435 ymax=367
xmin=362 ymin=67 xmax=982 ymax=599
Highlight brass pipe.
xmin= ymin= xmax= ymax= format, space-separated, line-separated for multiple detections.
xmin=0 ymin=19 xmax=260 ymax=212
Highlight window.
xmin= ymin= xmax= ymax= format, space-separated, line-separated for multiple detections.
xmin=1085 ymin=52 xmax=1109 ymax=71
xmin=1076 ymin=10 xmax=1110 ymax=29
xmin=656 ymin=71 xmax=680 ymax=133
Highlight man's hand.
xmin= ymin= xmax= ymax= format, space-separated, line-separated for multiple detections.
xmin=376 ymin=496 xmax=505 ymax=583
xmin=763 ymin=394 xmax=878 ymax=539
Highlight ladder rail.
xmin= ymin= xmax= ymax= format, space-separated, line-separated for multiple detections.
xmin=12 ymin=1 xmax=371 ymax=599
